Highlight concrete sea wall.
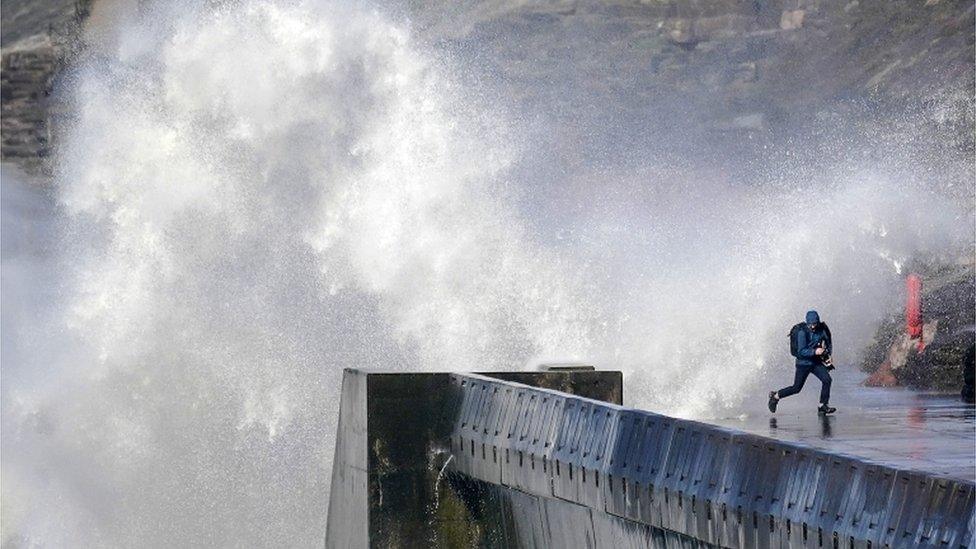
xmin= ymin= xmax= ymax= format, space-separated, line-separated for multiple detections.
xmin=326 ymin=369 xmax=974 ymax=548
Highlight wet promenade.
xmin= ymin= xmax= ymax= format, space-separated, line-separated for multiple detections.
xmin=708 ymin=383 xmax=975 ymax=481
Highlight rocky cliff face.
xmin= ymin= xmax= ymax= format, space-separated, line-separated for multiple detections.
xmin=1 ymin=39 xmax=58 ymax=162
xmin=2 ymin=0 xmax=973 ymax=174
xmin=429 ymin=0 xmax=975 ymax=106
xmin=0 ymin=0 xmax=88 ymax=170
xmin=417 ymin=1 xmax=973 ymax=144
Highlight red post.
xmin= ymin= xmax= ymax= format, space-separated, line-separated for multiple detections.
xmin=906 ymin=274 xmax=924 ymax=351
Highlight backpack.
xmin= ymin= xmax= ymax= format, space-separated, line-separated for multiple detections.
xmin=789 ymin=322 xmax=831 ymax=357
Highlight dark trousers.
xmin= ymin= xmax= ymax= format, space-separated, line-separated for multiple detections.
xmin=777 ymin=363 xmax=832 ymax=405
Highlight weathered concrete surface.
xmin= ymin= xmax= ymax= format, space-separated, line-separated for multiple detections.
xmin=324 ymin=368 xmax=368 ymax=549
xmin=324 ymin=369 xmax=625 ymax=548
xmin=443 ymin=475 xmax=711 ymax=548
xmin=326 ymin=370 xmax=975 ymax=547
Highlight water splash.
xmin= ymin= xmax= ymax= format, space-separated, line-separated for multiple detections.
xmin=1 ymin=0 xmax=972 ymax=546
xmin=3 ymin=2 xmax=602 ymax=546
xmin=431 ymin=448 xmax=455 ymax=514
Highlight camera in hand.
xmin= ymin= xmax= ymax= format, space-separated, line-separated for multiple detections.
xmin=820 ymin=342 xmax=834 ymax=371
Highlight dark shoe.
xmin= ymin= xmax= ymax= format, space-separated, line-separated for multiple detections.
xmin=768 ymin=391 xmax=778 ymax=413
xmin=818 ymin=404 xmax=836 ymax=415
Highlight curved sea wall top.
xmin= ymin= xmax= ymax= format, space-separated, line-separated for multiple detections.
xmin=325 ymin=369 xmax=974 ymax=548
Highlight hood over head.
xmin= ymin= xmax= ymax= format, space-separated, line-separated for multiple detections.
xmin=805 ymin=310 xmax=821 ymax=325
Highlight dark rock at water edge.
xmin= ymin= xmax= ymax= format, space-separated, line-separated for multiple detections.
xmin=860 ymin=260 xmax=976 ymax=392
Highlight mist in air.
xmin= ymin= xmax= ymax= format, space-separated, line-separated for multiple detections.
xmin=2 ymin=0 xmax=972 ymax=546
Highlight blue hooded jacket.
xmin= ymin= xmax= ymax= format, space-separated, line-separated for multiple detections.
xmin=795 ymin=310 xmax=831 ymax=367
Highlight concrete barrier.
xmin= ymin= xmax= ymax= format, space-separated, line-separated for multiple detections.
xmin=325 ymin=369 xmax=974 ymax=548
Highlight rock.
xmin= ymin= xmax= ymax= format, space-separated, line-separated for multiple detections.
xmin=732 ymin=112 xmax=764 ymax=130
xmin=0 ymin=1 xmax=90 ymax=170
xmin=865 ymin=360 xmax=898 ymax=387
xmin=861 ymin=266 xmax=976 ymax=392
xmin=712 ymin=112 xmax=765 ymax=133
xmin=1 ymin=41 xmax=59 ymax=161
xmin=733 ymin=61 xmax=758 ymax=83
xmin=666 ymin=18 xmax=696 ymax=46
xmin=780 ymin=9 xmax=806 ymax=31
xmin=665 ymin=13 xmax=753 ymax=48
xmin=865 ymin=59 xmax=902 ymax=89
xmin=694 ymin=14 xmax=752 ymax=41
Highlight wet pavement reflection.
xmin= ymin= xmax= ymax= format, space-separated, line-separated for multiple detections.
xmin=709 ymin=388 xmax=975 ymax=481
